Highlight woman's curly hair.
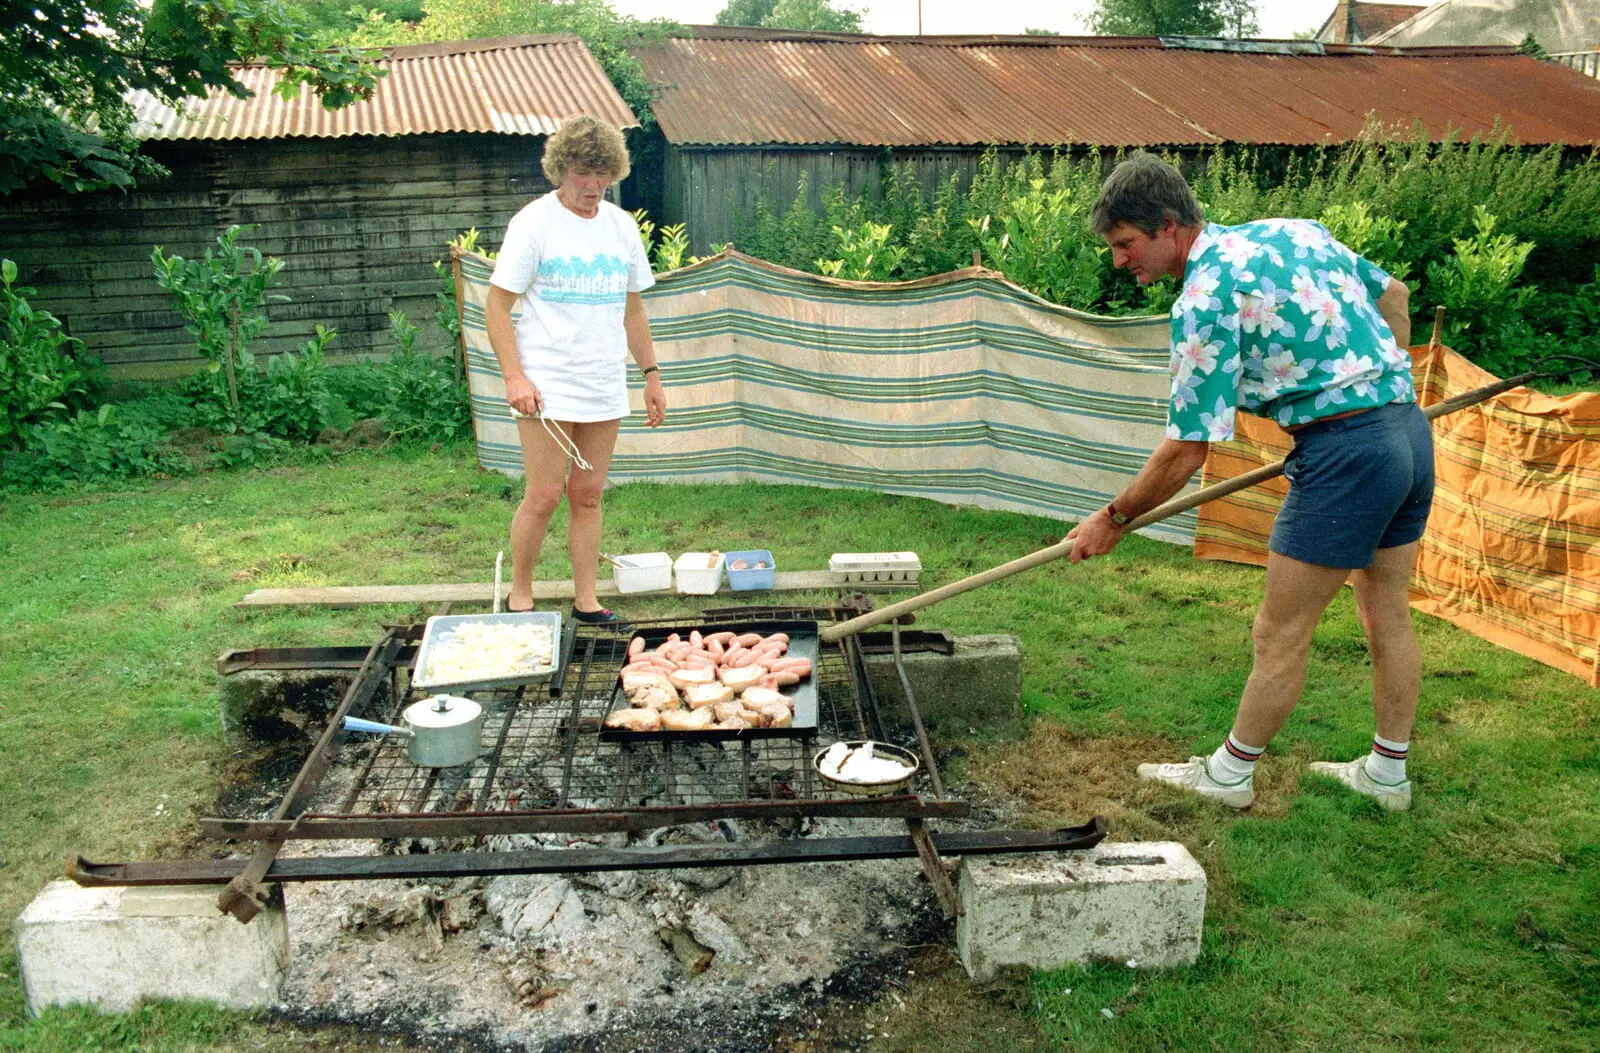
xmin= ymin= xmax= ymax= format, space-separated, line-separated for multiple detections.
xmin=541 ymin=115 xmax=631 ymax=184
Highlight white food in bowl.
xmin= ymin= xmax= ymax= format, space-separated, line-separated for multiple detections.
xmin=818 ymin=741 xmax=914 ymax=784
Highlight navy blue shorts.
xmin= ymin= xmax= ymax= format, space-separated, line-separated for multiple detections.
xmin=1270 ymin=401 xmax=1435 ymax=570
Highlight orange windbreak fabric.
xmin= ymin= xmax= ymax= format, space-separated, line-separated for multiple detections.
xmin=1193 ymin=344 xmax=1600 ymax=686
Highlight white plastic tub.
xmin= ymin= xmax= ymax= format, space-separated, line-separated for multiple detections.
xmin=612 ymin=552 xmax=672 ymax=594
xmin=828 ymin=551 xmax=922 ymax=584
xmin=673 ymin=551 xmax=726 ymax=595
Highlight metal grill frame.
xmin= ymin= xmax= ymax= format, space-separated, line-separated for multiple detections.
xmin=78 ymin=605 xmax=1108 ymax=922
xmin=202 ymin=607 xmax=970 ymax=845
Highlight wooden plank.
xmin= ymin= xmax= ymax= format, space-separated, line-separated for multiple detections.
xmin=234 ymin=570 xmax=920 ymax=607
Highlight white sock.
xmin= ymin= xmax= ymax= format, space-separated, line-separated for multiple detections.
xmin=1364 ymin=735 xmax=1409 ymax=784
xmin=1208 ymin=733 xmax=1263 ymax=784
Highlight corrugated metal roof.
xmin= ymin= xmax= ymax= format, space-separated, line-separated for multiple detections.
xmin=129 ymin=35 xmax=638 ymax=140
xmin=633 ymin=29 xmax=1600 ymax=147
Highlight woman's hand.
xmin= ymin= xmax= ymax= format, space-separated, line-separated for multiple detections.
xmin=505 ymin=372 xmax=542 ymax=418
xmin=643 ymin=375 xmax=666 ymax=427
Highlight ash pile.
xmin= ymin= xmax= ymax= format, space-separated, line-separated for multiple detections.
xmin=275 ymin=718 xmax=949 ymax=1051
xmin=280 ymin=819 xmax=941 ymax=1051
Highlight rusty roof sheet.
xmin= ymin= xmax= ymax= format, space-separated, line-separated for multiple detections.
xmin=129 ymin=35 xmax=637 ymax=140
xmin=633 ymin=30 xmax=1600 ymax=147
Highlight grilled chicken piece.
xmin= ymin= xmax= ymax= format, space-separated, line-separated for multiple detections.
xmin=756 ymin=703 xmax=792 ymax=728
xmin=684 ymin=682 xmax=735 ymax=710
xmin=604 ymin=707 xmax=660 ymax=732
xmin=659 ymin=707 xmax=715 ymax=731
xmin=628 ymin=682 xmax=681 ymax=711
xmin=718 ymin=665 xmax=765 ymax=691
xmin=740 ymin=685 xmax=787 ymax=710
xmin=668 ymin=667 xmax=717 ymax=690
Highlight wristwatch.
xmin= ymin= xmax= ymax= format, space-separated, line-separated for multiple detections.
xmin=1105 ymin=501 xmax=1132 ymax=527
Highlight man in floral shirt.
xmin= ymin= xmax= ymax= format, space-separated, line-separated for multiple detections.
xmin=1068 ymin=153 xmax=1432 ymax=812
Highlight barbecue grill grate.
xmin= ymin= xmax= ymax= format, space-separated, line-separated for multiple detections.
xmin=321 ymin=609 xmax=875 ymax=819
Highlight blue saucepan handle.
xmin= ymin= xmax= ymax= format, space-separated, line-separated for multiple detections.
xmin=343 ymin=716 xmax=412 ymax=737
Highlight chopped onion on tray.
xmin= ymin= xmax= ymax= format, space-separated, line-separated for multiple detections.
xmin=421 ymin=621 xmax=556 ymax=684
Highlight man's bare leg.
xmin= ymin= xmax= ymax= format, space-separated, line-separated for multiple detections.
xmin=1139 ymin=551 xmax=1348 ymax=807
xmin=1350 ymin=541 xmax=1422 ymax=744
xmin=1304 ymin=541 xmax=1422 ymax=811
xmin=1231 ymin=552 xmax=1354 ymax=747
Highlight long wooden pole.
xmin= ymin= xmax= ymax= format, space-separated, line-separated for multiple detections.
xmin=819 ymin=368 xmax=1540 ymax=643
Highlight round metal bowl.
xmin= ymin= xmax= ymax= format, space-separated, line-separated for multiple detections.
xmin=813 ymin=740 xmax=921 ymax=797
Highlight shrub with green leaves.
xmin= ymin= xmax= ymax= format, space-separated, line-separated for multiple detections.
xmin=817 ymin=220 xmax=907 ymax=281
xmin=1 ymin=403 xmax=191 ymax=491
xmin=1319 ymin=202 xmax=1413 ymax=287
xmin=714 ymin=122 xmax=1599 ymax=375
xmin=254 ymin=325 xmax=354 ymax=440
xmin=969 ymin=179 xmax=1104 ymax=307
xmin=1426 ymin=207 xmax=1540 ymax=374
xmin=1 ymin=258 xmax=91 ymax=449
xmin=377 ymin=311 xmax=472 ymax=444
xmin=152 ymin=224 xmax=287 ymax=427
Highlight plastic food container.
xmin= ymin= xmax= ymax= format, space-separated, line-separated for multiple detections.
xmin=724 ymin=549 xmax=776 ymax=592
xmin=827 ymin=551 xmax=922 ymax=584
xmin=673 ymin=551 xmax=725 ymax=595
xmin=612 ymin=551 xmax=672 ymax=594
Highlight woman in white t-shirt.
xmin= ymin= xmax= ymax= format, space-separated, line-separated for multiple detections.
xmin=486 ymin=116 xmax=666 ymax=623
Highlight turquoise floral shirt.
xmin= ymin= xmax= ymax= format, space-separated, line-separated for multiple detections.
xmin=1166 ymin=219 xmax=1416 ymax=441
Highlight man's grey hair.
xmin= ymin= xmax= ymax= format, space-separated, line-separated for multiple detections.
xmin=1090 ymin=152 xmax=1205 ymax=236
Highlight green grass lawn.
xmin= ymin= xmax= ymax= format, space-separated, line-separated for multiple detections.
xmin=0 ymin=447 xmax=1594 ymax=1052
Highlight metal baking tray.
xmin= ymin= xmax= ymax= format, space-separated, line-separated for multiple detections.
xmin=411 ymin=611 xmax=564 ymax=693
xmin=599 ymin=619 xmax=819 ymax=742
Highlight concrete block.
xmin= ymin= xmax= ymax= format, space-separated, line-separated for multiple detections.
xmin=863 ymin=633 xmax=1021 ymax=732
xmin=14 ymin=881 xmax=289 ymax=1015
xmin=957 ymin=842 xmax=1205 ymax=980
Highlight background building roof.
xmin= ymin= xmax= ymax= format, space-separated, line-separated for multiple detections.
xmin=633 ymin=29 xmax=1600 ymax=148
xmin=1371 ymin=0 xmax=1600 ymax=52
xmin=129 ymin=35 xmax=638 ymax=141
xmin=1314 ymin=3 xmax=1431 ymax=43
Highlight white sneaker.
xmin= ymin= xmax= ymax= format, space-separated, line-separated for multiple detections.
xmin=1136 ymin=756 xmax=1254 ymax=809
xmin=1306 ymin=757 xmax=1412 ymax=812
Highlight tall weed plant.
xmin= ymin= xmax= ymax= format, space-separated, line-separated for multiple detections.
xmin=151 ymin=224 xmax=286 ymax=428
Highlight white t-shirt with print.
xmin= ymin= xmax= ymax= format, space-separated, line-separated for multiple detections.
xmin=489 ymin=193 xmax=655 ymax=422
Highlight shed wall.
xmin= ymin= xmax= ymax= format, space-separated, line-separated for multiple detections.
xmin=1 ymin=134 xmax=549 ymax=380
xmin=665 ymin=145 xmax=1037 ymax=254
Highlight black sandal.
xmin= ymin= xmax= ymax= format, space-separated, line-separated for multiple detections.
xmin=571 ymin=605 xmax=622 ymax=625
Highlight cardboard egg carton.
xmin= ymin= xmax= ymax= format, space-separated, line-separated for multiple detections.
xmin=827 ymin=551 xmax=922 ymax=584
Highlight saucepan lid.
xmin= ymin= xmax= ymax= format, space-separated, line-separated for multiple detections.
xmin=404 ymin=695 xmax=481 ymax=730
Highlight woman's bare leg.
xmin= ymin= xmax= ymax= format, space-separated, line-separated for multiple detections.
xmin=507 ymin=417 xmax=568 ymax=612
xmin=563 ymin=418 xmax=621 ymax=612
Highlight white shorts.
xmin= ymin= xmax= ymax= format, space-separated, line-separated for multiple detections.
xmin=519 ymin=355 xmax=629 ymax=423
